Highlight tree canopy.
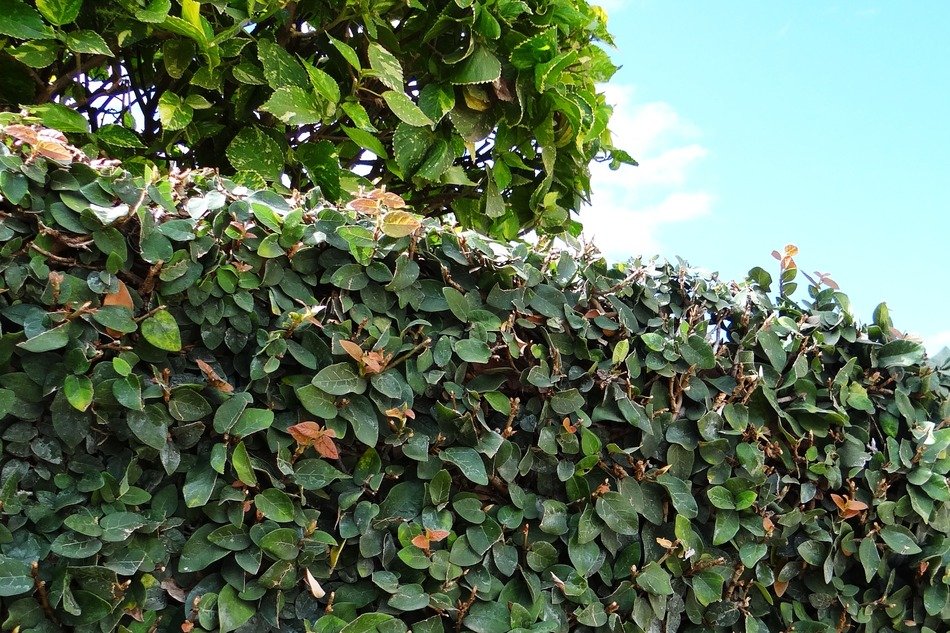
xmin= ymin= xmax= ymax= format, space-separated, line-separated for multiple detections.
xmin=0 ymin=0 xmax=634 ymax=239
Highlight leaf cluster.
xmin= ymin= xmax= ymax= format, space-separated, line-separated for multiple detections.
xmin=0 ymin=126 xmax=948 ymax=633
xmin=0 ymin=0 xmax=634 ymax=239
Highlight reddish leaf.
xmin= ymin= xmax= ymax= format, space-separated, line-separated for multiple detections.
xmin=196 ymin=359 xmax=234 ymax=393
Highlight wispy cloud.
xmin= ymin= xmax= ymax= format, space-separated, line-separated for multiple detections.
xmin=582 ymin=85 xmax=713 ymax=260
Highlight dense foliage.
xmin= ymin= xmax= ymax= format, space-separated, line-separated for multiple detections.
xmin=0 ymin=0 xmax=633 ymax=239
xmin=0 ymin=123 xmax=949 ymax=633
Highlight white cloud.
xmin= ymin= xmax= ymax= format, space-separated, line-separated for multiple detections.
xmin=582 ymin=84 xmax=713 ymax=261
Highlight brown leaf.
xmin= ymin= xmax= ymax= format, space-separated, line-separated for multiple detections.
xmin=196 ymin=359 xmax=234 ymax=393
xmin=492 ymin=77 xmax=515 ymax=102
xmin=830 ymin=494 xmax=848 ymax=511
xmin=312 ymin=433 xmax=339 ymax=460
xmin=33 ymin=140 xmax=75 ymax=162
xmin=349 ymin=197 xmax=381 ymax=214
xmin=361 ymin=350 xmax=390 ymax=375
xmin=181 ymin=622 xmax=194 ymax=633
xmin=562 ymin=418 xmax=577 ymax=434
xmin=288 ymin=422 xmax=339 ymax=459
xmin=103 ymin=280 xmax=134 ymax=310
xmin=2 ymin=124 xmax=38 ymax=144
xmin=304 ymin=568 xmax=326 ymax=599
xmin=773 ymin=579 xmax=788 ymax=597
xmin=161 ymin=578 xmax=188 ymax=602
xmin=426 ymin=529 xmax=449 ymax=543
xmin=411 ymin=533 xmax=430 ymax=550
xmin=368 ymin=189 xmax=406 ymax=209
xmin=288 ymin=421 xmax=322 ymax=444
xmin=339 ymin=340 xmax=364 ymax=364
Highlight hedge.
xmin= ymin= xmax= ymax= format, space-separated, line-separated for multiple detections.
xmin=0 ymin=122 xmax=948 ymax=633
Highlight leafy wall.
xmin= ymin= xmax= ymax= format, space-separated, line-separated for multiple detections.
xmin=0 ymin=124 xmax=948 ymax=633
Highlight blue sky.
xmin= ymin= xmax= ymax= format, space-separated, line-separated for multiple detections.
xmin=583 ymin=2 xmax=950 ymax=352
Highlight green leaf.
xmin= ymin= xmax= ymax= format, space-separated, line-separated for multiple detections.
xmin=183 ymin=465 xmax=217 ymax=508
xmin=255 ymin=489 xmax=295 ymax=522
xmin=127 ymin=407 xmax=169 ymax=450
xmin=218 ymin=584 xmax=255 ymax=633
xmin=63 ymin=375 xmax=93 ymax=412
xmin=259 ymin=527 xmax=299 ymax=560
xmin=31 ymin=102 xmax=90 ymax=133
xmin=440 ymin=447 xmax=488 ymax=485
xmin=640 ymin=332 xmax=665 ymax=352
xmin=296 ymin=384 xmax=337 ymax=419
xmin=65 ymin=30 xmax=113 ymax=56
xmin=756 ymin=328 xmax=786 ymax=371
xmin=443 ymin=287 xmax=471 ymax=321
xmin=0 ymin=556 xmax=33 ymax=597
xmin=99 ymin=512 xmax=145 ymax=542
xmin=296 ymin=140 xmax=341 ymax=202
xmin=878 ymin=340 xmax=925 ymax=368
xmin=18 ymin=324 xmax=70 ymax=352
xmin=258 ymin=38 xmax=309 ymax=89
xmin=692 ymin=570 xmax=724 ymax=606
xmin=681 ymin=335 xmax=715 ymax=369
xmin=96 ymin=125 xmax=145 ymax=148
xmin=450 ymin=46 xmax=502 ymax=85
xmin=595 ymin=492 xmax=638 ymax=535
xmin=213 ymin=393 xmax=252 ymax=434
xmin=367 ymin=42 xmax=403 ymax=91
xmin=157 ymin=91 xmax=193 ymax=131
xmin=453 ymin=338 xmax=491 ymax=364
xmin=312 ymin=362 xmax=366 ymax=395
xmin=657 ymin=473 xmax=698 ymax=519
xmin=232 ymin=407 xmax=274 ymax=437
xmin=113 ymin=374 xmax=144 ymax=410
xmin=36 ymin=0 xmax=82 ymax=25
xmin=0 ymin=0 xmax=56 ymax=39
xmin=50 ymin=532 xmax=101 ymax=558
xmin=260 ymin=86 xmax=323 ymax=125
xmin=9 ymin=39 xmax=59 ymax=67
xmin=858 ymin=536 xmax=881 ymax=583
xmin=303 ymin=60 xmax=341 ymax=104
xmin=382 ymin=91 xmax=434 ymax=127
xmin=140 ymin=309 xmax=181 ymax=352
xmin=712 ymin=509 xmax=739 ymax=546
xmin=294 ymin=459 xmax=345 ymax=490
xmin=707 ymin=486 xmax=735 ymax=510
xmin=231 ymin=441 xmax=257 ymax=486
xmin=342 ymin=125 xmax=389 ymax=159
xmin=879 ymin=525 xmax=922 ymax=555
xmin=327 ymin=34 xmax=360 ymax=70
xmin=178 ymin=524 xmax=229 ymax=573
xmin=339 ymin=395 xmax=378 ymax=446
xmin=550 ymin=388 xmax=585 ymax=415
xmin=256 ymin=234 xmax=284 ymax=258
xmin=207 ymin=524 xmax=251 ymax=551
xmin=226 ymin=127 xmax=283 ymax=180
xmin=340 ymin=614 xmax=395 ymax=633
xmin=636 ymin=561 xmax=673 ymax=595
xmin=463 ymin=601 xmax=510 ymax=633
